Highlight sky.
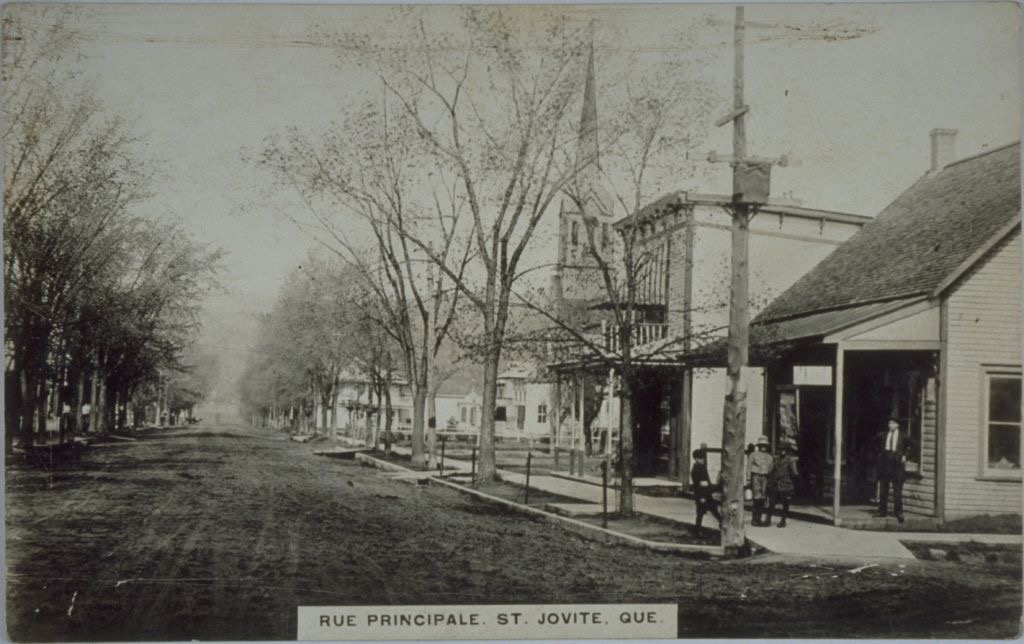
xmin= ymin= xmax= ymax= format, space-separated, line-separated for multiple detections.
xmin=5 ymin=2 xmax=1019 ymax=403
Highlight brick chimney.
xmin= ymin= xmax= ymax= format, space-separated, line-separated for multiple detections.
xmin=929 ymin=128 xmax=958 ymax=172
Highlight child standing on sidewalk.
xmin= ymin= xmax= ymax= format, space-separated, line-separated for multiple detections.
xmin=690 ymin=449 xmax=722 ymax=535
xmin=768 ymin=439 xmax=799 ymax=527
xmin=747 ymin=435 xmax=774 ymax=526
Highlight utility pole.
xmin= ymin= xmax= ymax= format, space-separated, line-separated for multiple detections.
xmin=426 ymin=244 xmax=438 ymax=469
xmin=709 ymin=6 xmax=788 ymax=556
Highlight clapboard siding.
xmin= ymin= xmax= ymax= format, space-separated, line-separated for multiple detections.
xmin=904 ymin=398 xmax=937 ymax=514
xmin=943 ymin=232 xmax=1022 ymax=517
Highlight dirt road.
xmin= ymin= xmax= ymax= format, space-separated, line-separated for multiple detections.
xmin=6 ymin=424 xmax=1021 ymax=640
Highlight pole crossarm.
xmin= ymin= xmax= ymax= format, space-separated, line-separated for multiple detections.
xmin=714 ymin=105 xmax=750 ymax=127
xmin=706 ymin=151 xmax=790 ymax=167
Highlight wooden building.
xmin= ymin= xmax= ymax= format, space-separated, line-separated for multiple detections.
xmin=699 ymin=137 xmax=1021 ymax=522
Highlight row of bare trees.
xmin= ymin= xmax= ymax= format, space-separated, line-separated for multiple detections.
xmin=3 ymin=9 xmax=222 ymax=452
xmin=254 ymin=7 xmax=717 ymax=512
xmin=238 ymin=253 xmax=403 ymax=450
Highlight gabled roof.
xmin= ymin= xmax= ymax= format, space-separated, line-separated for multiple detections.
xmin=757 ymin=142 xmax=1021 ymax=324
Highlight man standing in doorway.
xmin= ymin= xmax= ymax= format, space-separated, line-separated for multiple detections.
xmin=878 ymin=416 xmax=909 ymax=523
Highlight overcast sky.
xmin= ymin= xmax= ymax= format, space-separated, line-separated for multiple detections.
xmin=7 ymin=2 xmax=1019 ymax=400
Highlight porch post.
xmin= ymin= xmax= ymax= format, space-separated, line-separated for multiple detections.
xmin=553 ymin=376 xmax=562 ymax=464
xmin=605 ymin=368 xmax=614 ymax=459
xmin=578 ymin=372 xmax=586 ymax=473
xmin=679 ymin=370 xmax=693 ymax=490
xmin=570 ymin=375 xmax=578 ymax=475
xmin=832 ymin=345 xmax=845 ymax=526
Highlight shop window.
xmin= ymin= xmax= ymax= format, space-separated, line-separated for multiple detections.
xmin=537 ymin=404 xmax=547 ymax=424
xmin=984 ymin=372 xmax=1021 ymax=476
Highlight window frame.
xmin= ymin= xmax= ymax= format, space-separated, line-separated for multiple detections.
xmin=980 ymin=368 xmax=1022 ymax=480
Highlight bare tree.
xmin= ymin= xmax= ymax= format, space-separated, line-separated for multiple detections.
xmin=312 ymin=7 xmax=597 ymax=480
xmin=514 ymin=43 xmax=716 ymax=513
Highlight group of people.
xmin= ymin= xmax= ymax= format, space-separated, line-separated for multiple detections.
xmin=689 ymin=434 xmax=800 ymax=533
xmin=746 ymin=435 xmax=799 ymax=527
xmin=689 ymin=415 xmax=912 ymax=534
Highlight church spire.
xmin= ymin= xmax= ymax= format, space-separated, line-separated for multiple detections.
xmin=575 ymin=38 xmax=600 ymax=178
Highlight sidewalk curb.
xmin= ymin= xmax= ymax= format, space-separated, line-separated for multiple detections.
xmin=357 ymin=452 xmax=725 ymax=558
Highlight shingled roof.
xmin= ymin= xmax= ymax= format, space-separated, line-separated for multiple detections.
xmin=756 ymin=142 xmax=1021 ymax=324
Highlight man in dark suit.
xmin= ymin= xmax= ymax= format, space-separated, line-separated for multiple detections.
xmin=877 ymin=416 xmax=910 ymax=522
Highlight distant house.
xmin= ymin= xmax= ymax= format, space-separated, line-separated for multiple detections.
xmin=454 ymin=366 xmax=565 ymax=438
xmin=707 ymin=135 xmax=1021 ymax=522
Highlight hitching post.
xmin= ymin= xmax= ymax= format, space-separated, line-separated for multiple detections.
xmin=602 ymin=458 xmax=609 ymax=529
xmin=525 ymin=451 xmax=532 ymax=504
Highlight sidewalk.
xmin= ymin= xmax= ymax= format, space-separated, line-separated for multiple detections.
xmin=377 ymin=443 xmax=1020 ymax=560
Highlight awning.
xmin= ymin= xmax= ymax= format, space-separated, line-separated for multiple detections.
xmin=677 ymin=297 xmax=926 ymax=368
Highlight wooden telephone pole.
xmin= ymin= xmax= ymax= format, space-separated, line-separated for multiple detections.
xmin=710 ymin=6 xmax=788 ymax=556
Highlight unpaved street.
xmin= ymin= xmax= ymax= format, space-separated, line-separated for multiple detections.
xmin=6 ymin=425 xmax=1021 ymax=641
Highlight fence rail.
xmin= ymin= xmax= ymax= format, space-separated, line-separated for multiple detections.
xmin=602 ymin=322 xmax=670 ymax=352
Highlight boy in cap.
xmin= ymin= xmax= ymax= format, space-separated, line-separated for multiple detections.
xmin=690 ymin=449 xmax=722 ymax=535
xmin=768 ymin=439 xmax=799 ymax=527
xmin=747 ymin=435 xmax=774 ymax=526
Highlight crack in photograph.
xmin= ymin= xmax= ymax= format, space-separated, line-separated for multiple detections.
xmin=3 ymin=2 xmax=1021 ymax=641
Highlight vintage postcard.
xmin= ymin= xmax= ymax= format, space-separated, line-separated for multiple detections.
xmin=3 ymin=2 xmax=1021 ymax=641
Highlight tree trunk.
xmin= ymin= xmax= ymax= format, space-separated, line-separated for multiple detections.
xmin=330 ymin=387 xmax=339 ymax=441
xmin=618 ymin=377 xmax=636 ymax=516
xmin=89 ymin=367 xmax=99 ymax=434
xmin=16 ymin=362 xmax=33 ymax=449
xmin=5 ymin=367 xmax=20 ymax=454
xmin=410 ymin=386 xmax=427 ymax=465
xmin=94 ymin=378 xmax=107 ymax=435
xmin=320 ymin=395 xmax=329 ymax=435
xmin=73 ymin=371 xmax=85 ymax=441
xmin=383 ymin=378 xmax=393 ymax=455
xmin=478 ymin=352 xmax=500 ymax=481
xmin=117 ymin=387 xmax=129 ymax=431
xmin=35 ymin=377 xmax=47 ymax=443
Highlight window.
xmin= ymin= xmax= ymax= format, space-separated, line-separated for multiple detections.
xmin=601 ymin=222 xmax=610 ymax=248
xmin=495 ymin=406 xmax=507 ymax=422
xmin=496 ymin=383 xmax=506 ymax=399
xmin=516 ymin=405 xmax=526 ymax=430
xmin=461 ymin=407 xmax=467 ymax=423
xmin=571 ymin=221 xmax=579 ymax=245
xmin=470 ymin=407 xmax=476 ymax=426
xmin=984 ymin=372 xmax=1021 ymax=476
xmin=538 ymin=404 xmax=548 ymax=424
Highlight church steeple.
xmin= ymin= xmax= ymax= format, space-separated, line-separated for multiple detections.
xmin=553 ymin=35 xmax=613 ymax=310
xmin=575 ymin=39 xmax=600 ymax=181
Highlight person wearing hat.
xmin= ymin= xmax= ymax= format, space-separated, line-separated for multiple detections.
xmin=878 ymin=415 xmax=911 ymax=522
xmin=747 ymin=435 xmax=774 ymax=526
xmin=690 ymin=449 xmax=722 ymax=535
xmin=767 ymin=439 xmax=800 ymax=527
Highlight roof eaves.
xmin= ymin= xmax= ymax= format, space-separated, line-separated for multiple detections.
xmin=931 ymin=214 xmax=1022 ymax=298
xmin=942 ymin=140 xmax=1022 ymax=170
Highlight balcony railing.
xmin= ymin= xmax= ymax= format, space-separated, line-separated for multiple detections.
xmin=602 ymin=321 xmax=670 ymax=353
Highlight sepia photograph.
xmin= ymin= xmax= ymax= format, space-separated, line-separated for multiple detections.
xmin=3 ymin=2 xmax=1021 ymax=640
